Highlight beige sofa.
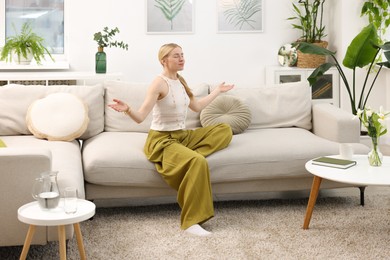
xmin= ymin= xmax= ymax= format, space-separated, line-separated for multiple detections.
xmin=0 ymin=80 xmax=369 ymax=246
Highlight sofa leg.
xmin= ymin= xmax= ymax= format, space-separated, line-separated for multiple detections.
xmin=358 ymin=186 xmax=366 ymax=206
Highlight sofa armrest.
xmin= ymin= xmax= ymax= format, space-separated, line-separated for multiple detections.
xmin=312 ymin=103 xmax=360 ymax=143
xmin=0 ymin=148 xmax=52 ymax=246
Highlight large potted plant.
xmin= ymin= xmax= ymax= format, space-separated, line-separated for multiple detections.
xmin=298 ymin=24 xmax=390 ymax=115
xmin=288 ymin=0 xmax=328 ymax=68
xmin=93 ymin=27 xmax=128 ymax=74
xmin=0 ymin=22 xmax=53 ymax=65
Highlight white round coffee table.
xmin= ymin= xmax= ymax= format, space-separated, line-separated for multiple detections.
xmin=18 ymin=199 xmax=95 ymax=260
xmin=303 ymin=155 xmax=390 ymax=229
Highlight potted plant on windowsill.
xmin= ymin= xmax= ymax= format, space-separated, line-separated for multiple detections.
xmin=0 ymin=22 xmax=53 ymax=65
xmin=288 ymin=0 xmax=328 ymax=68
xmin=298 ymin=24 xmax=390 ymax=116
xmin=93 ymin=27 xmax=128 ymax=74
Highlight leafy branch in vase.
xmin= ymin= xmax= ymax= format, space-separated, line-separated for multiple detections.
xmin=154 ymin=0 xmax=186 ymax=30
xmin=221 ymin=0 xmax=262 ymax=30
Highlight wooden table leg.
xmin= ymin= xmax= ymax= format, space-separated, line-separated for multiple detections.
xmin=74 ymin=223 xmax=86 ymax=260
xmin=20 ymin=224 xmax=36 ymax=260
xmin=58 ymin=225 xmax=67 ymax=260
xmin=303 ymin=176 xmax=322 ymax=229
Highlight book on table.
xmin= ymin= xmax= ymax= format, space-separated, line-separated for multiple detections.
xmin=312 ymin=156 xmax=357 ymax=169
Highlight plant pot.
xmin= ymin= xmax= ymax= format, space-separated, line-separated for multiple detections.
xmin=297 ymin=41 xmax=328 ymax=68
xmin=12 ymin=48 xmax=33 ymax=65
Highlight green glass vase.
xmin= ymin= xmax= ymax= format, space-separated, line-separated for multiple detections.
xmin=95 ymin=47 xmax=106 ymax=74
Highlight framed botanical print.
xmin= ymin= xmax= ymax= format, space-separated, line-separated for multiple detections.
xmin=217 ymin=0 xmax=263 ymax=33
xmin=146 ymin=0 xmax=195 ymax=34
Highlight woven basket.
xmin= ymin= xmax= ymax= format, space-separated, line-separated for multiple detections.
xmin=297 ymin=41 xmax=328 ymax=68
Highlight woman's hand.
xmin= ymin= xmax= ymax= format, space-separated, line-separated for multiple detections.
xmin=217 ymin=82 xmax=235 ymax=93
xmin=108 ymin=99 xmax=129 ymax=113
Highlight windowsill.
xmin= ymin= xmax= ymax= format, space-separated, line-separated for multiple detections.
xmin=0 ymin=60 xmax=70 ymax=70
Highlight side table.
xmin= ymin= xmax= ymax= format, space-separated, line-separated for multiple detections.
xmin=18 ymin=199 xmax=96 ymax=260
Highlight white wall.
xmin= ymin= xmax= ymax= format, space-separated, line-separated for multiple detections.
xmin=67 ymin=0 xmax=303 ymax=87
xmin=66 ymin=0 xmax=387 ymax=110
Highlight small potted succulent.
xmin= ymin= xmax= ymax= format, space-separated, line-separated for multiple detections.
xmin=0 ymin=22 xmax=53 ymax=65
xmin=93 ymin=27 xmax=128 ymax=73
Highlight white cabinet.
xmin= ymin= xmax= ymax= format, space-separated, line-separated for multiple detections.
xmin=266 ymin=66 xmax=340 ymax=107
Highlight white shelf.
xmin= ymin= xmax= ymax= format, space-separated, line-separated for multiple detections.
xmin=0 ymin=60 xmax=70 ymax=70
xmin=0 ymin=71 xmax=123 ymax=85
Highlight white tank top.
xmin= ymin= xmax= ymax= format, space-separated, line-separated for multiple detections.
xmin=150 ymin=75 xmax=190 ymax=131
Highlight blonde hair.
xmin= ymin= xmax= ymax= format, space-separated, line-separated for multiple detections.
xmin=158 ymin=43 xmax=193 ymax=98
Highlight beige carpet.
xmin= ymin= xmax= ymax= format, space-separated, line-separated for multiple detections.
xmin=1 ymin=187 xmax=390 ymax=260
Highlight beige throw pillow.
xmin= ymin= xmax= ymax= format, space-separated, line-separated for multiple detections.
xmin=26 ymin=93 xmax=89 ymax=141
xmin=200 ymin=95 xmax=252 ymax=134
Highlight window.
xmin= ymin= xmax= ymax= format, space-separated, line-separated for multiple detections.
xmin=1 ymin=0 xmax=68 ymax=65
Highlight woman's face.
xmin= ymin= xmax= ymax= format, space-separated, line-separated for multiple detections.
xmin=164 ymin=47 xmax=185 ymax=71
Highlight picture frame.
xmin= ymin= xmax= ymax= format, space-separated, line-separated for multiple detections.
xmin=146 ymin=0 xmax=195 ymax=34
xmin=217 ymin=0 xmax=263 ymax=33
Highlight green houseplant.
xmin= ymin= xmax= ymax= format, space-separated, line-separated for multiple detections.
xmin=93 ymin=27 xmax=128 ymax=51
xmin=361 ymin=0 xmax=390 ymax=43
xmin=0 ymin=22 xmax=53 ymax=65
xmin=288 ymin=0 xmax=328 ymax=68
xmin=93 ymin=27 xmax=128 ymax=73
xmin=288 ymin=0 xmax=326 ymax=43
xmin=298 ymin=24 xmax=390 ymax=115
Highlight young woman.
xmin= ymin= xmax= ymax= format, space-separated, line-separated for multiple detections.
xmin=108 ymin=43 xmax=234 ymax=236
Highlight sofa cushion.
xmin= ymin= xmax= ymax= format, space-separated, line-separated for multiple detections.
xmin=229 ymin=81 xmax=312 ymax=130
xmin=104 ymin=80 xmax=209 ymax=133
xmin=207 ymin=128 xmax=370 ymax=183
xmin=81 ymin=128 xmax=370 ymax=189
xmin=26 ymin=93 xmax=89 ymax=141
xmin=0 ymin=84 xmax=104 ymax=139
xmin=200 ymin=95 xmax=251 ymax=134
xmin=82 ymin=132 xmax=160 ymax=186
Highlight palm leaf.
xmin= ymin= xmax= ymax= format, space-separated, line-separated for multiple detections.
xmin=154 ymin=0 xmax=186 ymax=29
xmin=222 ymin=0 xmax=262 ymax=30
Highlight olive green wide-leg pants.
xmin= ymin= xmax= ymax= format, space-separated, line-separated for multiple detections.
xmin=144 ymin=123 xmax=232 ymax=230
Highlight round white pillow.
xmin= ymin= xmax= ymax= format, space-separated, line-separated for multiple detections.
xmin=26 ymin=93 xmax=89 ymax=141
xmin=200 ymin=95 xmax=251 ymax=134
